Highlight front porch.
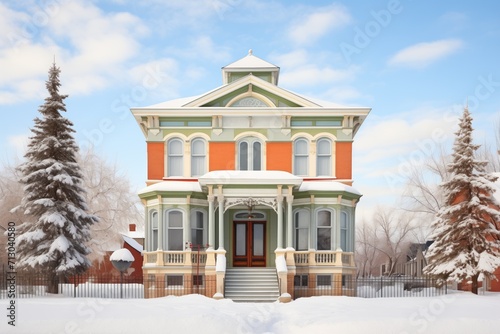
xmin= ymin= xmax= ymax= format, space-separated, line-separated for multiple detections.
xmin=142 ymin=248 xmax=356 ymax=299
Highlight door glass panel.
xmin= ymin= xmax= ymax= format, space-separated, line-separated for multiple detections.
xmin=253 ymin=224 xmax=264 ymax=256
xmin=236 ymin=223 xmax=246 ymax=256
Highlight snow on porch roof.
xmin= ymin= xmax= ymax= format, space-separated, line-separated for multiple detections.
xmin=138 ymin=180 xmax=203 ymax=195
xmin=299 ymin=181 xmax=362 ymax=196
xmin=199 ymin=170 xmax=302 ymax=186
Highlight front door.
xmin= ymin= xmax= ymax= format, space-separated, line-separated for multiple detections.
xmin=233 ymin=221 xmax=266 ymax=267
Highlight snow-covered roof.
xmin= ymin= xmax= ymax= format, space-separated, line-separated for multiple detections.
xmin=199 ymin=170 xmax=302 ymax=186
xmin=122 ymin=235 xmax=143 ymax=253
xmin=299 ymin=181 xmax=361 ymax=196
xmin=135 ymin=80 xmax=361 ymax=110
xmin=126 ymin=230 xmax=145 ymax=239
xmin=143 ymin=95 xmax=202 ymax=108
xmin=222 ymin=50 xmax=279 ymax=70
xmin=138 ymin=180 xmax=203 ymax=195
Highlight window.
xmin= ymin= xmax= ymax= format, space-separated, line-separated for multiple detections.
xmin=166 ymin=210 xmax=183 ymax=250
xmin=191 ymin=139 xmax=206 ymax=177
xmin=190 ymin=210 xmax=205 ymax=247
xmin=340 ymin=212 xmax=348 ymax=251
xmin=291 ymin=118 xmax=342 ymax=127
xmin=316 ymin=138 xmax=331 ymax=176
xmin=293 ymin=138 xmax=309 ymax=176
xmin=166 ymin=275 xmax=183 ymax=286
xmin=234 ymin=211 xmax=265 ymax=220
xmin=294 ymin=274 xmax=308 ymax=287
xmin=168 ymin=138 xmax=183 ymax=177
xmin=317 ymin=275 xmax=332 ymax=286
xmin=238 ymin=137 xmax=262 ymax=171
xmin=151 ymin=211 xmax=158 ymax=251
xmin=317 ymin=210 xmax=332 ymax=250
xmin=294 ymin=210 xmax=309 ymax=251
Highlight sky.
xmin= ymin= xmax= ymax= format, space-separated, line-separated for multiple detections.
xmin=1 ymin=0 xmax=500 ymax=222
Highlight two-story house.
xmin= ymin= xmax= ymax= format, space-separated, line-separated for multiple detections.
xmin=131 ymin=50 xmax=370 ymax=301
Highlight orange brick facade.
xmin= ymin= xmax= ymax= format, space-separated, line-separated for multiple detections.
xmin=335 ymin=141 xmax=352 ymax=181
xmin=147 ymin=142 xmax=164 ymax=180
xmin=208 ymin=142 xmax=235 ymax=171
xmin=266 ymin=142 xmax=292 ymax=172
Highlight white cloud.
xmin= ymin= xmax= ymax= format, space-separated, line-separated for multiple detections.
xmin=270 ymin=49 xmax=309 ymax=68
xmin=280 ymin=64 xmax=359 ymax=89
xmin=128 ymin=58 xmax=181 ymax=100
xmin=388 ymin=39 xmax=463 ymax=68
xmin=0 ymin=1 xmax=148 ymax=103
xmin=288 ymin=4 xmax=351 ymax=45
xmin=8 ymin=134 xmax=29 ymax=156
xmin=323 ymin=86 xmax=363 ymax=103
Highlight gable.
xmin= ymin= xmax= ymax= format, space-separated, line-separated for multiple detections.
xmin=182 ymin=75 xmax=321 ymax=108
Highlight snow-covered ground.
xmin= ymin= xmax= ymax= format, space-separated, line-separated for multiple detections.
xmin=2 ymin=291 xmax=499 ymax=334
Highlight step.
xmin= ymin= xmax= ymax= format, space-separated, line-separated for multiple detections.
xmin=224 ymin=268 xmax=280 ymax=302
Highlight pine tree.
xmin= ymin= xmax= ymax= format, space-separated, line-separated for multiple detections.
xmin=423 ymin=107 xmax=500 ymax=294
xmin=15 ymin=62 xmax=97 ymax=293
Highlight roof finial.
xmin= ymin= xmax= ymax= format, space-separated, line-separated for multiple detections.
xmin=248 ymin=49 xmax=253 ymax=56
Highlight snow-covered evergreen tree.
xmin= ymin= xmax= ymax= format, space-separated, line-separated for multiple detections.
xmin=15 ymin=62 xmax=97 ymax=293
xmin=423 ymin=107 xmax=500 ymax=294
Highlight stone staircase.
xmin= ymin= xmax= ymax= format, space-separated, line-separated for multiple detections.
xmin=224 ymin=268 xmax=280 ymax=302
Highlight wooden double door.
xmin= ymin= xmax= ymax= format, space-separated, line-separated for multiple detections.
xmin=233 ymin=221 xmax=266 ymax=267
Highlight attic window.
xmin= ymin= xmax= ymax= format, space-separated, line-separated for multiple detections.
xmin=230 ymin=96 xmax=268 ymax=107
xmin=291 ymin=118 xmax=342 ymax=127
xmin=160 ymin=119 xmax=212 ymax=127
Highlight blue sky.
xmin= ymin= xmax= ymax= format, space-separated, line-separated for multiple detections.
xmin=1 ymin=0 xmax=500 ymax=220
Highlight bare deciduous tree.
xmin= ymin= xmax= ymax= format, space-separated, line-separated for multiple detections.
xmin=0 ymin=148 xmax=143 ymax=267
xmin=78 ymin=147 xmax=143 ymax=263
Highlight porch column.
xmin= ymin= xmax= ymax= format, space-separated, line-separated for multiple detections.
xmin=218 ymin=191 xmax=225 ymax=250
xmin=157 ymin=195 xmax=163 ymax=250
xmin=277 ymin=187 xmax=284 ymax=249
xmin=336 ymin=196 xmax=342 ymax=251
xmin=208 ymin=194 xmax=215 ymax=249
xmin=286 ymin=191 xmax=294 ymax=248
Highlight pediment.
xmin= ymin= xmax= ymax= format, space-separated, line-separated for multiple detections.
xmin=182 ymin=75 xmax=321 ymax=108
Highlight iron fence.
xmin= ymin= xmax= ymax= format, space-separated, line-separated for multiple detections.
xmin=293 ymin=275 xmax=447 ymax=299
xmin=0 ymin=266 xmax=216 ymax=299
xmin=2 ymin=266 xmax=452 ymax=300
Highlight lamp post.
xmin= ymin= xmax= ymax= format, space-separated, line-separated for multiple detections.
xmin=110 ymin=249 xmax=134 ymax=298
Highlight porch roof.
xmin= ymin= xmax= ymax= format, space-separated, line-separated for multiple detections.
xmin=299 ymin=181 xmax=361 ymax=196
xmin=138 ymin=180 xmax=202 ymax=195
xmin=198 ymin=170 xmax=302 ymax=186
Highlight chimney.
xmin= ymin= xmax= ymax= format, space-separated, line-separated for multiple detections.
xmin=129 ymin=224 xmax=136 ymax=232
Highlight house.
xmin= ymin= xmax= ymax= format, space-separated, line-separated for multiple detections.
xmin=85 ymin=224 xmax=144 ymax=283
xmin=131 ymin=50 xmax=371 ymax=301
xmin=403 ymin=241 xmax=432 ymax=277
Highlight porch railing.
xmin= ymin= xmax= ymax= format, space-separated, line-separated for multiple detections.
xmin=293 ymin=250 xmax=354 ymax=267
xmin=143 ymin=250 xmax=208 ymax=266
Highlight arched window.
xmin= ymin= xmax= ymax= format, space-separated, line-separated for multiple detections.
xmin=190 ymin=210 xmax=205 ymax=247
xmin=238 ymin=137 xmax=262 ymax=171
xmin=294 ymin=210 xmax=310 ymax=250
xmin=293 ymin=138 xmax=309 ymax=176
xmin=341 ymin=212 xmax=348 ymax=251
xmin=165 ymin=210 xmax=183 ymax=250
xmin=151 ymin=211 xmax=158 ymax=251
xmin=191 ymin=138 xmax=206 ymax=177
xmin=316 ymin=138 xmax=331 ymax=176
xmin=168 ymin=138 xmax=183 ymax=177
xmin=317 ymin=210 xmax=332 ymax=250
